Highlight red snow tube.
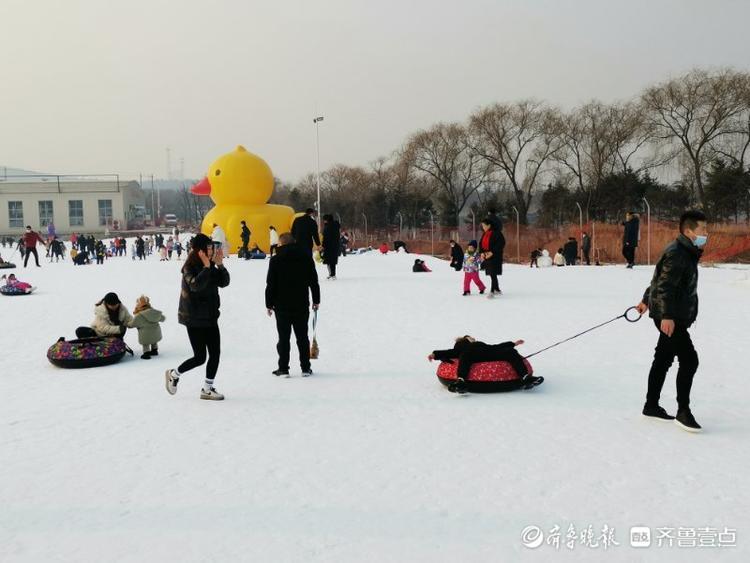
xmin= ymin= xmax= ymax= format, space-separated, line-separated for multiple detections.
xmin=436 ymin=359 xmax=533 ymax=393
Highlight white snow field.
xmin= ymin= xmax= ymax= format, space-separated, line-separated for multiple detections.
xmin=1 ymin=245 xmax=749 ymax=563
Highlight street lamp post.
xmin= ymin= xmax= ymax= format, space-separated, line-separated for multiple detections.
xmin=642 ymin=197 xmax=651 ymax=266
xmin=313 ymin=116 xmax=324 ymax=221
xmin=428 ymin=210 xmax=434 ymax=256
xmin=362 ymin=212 xmax=368 ymax=244
xmin=469 ymin=208 xmax=476 ymax=242
xmin=575 ymin=202 xmax=583 ymax=263
xmin=396 ymin=211 xmax=403 ymax=240
xmin=511 ymin=206 xmax=520 ymax=264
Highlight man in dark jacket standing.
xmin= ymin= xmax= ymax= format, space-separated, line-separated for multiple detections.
xmin=266 ymin=233 xmax=321 ymax=377
xmin=563 ymin=237 xmax=578 ymax=265
xmin=240 ymin=221 xmax=251 ymax=257
xmin=636 ymin=210 xmax=707 ymax=432
xmin=582 ymin=232 xmax=591 ymax=265
xmin=622 ymin=212 xmax=640 ymax=268
xmin=291 ymin=208 xmax=321 ymax=256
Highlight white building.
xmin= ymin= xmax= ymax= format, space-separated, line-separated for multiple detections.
xmin=0 ymin=177 xmax=145 ymax=235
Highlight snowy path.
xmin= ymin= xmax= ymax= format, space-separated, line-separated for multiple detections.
xmin=1 ymin=249 xmax=748 ymax=562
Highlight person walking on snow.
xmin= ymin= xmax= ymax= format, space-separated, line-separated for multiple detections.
xmin=22 ymin=226 xmax=46 ymax=268
xmin=165 ymin=234 xmax=230 ymax=400
xmin=265 ymin=232 xmax=320 ymax=377
xmin=479 ymin=218 xmax=504 ymax=297
xmin=240 ymin=220 xmax=252 ymax=257
xmin=622 ymin=211 xmax=640 ymax=268
xmin=461 ymin=240 xmax=485 ymax=295
xmin=636 ymin=210 xmax=707 ymax=432
xmin=291 ymin=208 xmax=321 ymax=257
xmin=129 ymin=295 xmax=165 ymax=359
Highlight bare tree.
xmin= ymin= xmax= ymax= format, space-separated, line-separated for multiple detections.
xmin=404 ymin=123 xmax=489 ymax=226
xmin=641 ymin=68 xmax=749 ymax=209
xmin=469 ymin=100 xmax=562 ymax=224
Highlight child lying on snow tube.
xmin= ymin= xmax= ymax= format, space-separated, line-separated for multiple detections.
xmin=47 ymin=336 xmax=133 ymax=369
xmin=0 ymin=274 xmax=35 ymax=295
xmin=429 ymin=336 xmax=543 ymax=394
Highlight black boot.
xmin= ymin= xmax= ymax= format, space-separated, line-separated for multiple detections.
xmin=522 ymin=374 xmax=544 ymax=389
xmin=272 ymin=368 xmax=289 ymax=377
xmin=448 ymin=377 xmax=467 ymax=394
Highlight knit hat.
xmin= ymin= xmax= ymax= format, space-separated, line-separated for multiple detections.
xmin=103 ymin=292 xmax=121 ymax=306
xmin=191 ymin=233 xmax=212 ymax=252
xmin=468 ymin=239 xmax=477 ymax=247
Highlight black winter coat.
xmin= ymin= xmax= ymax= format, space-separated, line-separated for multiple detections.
xmin=241 ymin=225 xmax=251 ymax=244
xmin=178 ymin=262 xmax=230 ymax=327
xmin=480 ymin=230 xmax=505 ymax=276
xmin=623 ymin=217 xmax=640 ymax=247
xmin=322 ymin=220 xmax=341 ymax=265
xmin=291 ymin=215 xmax=321 ymax=250
xmin=582 ymin=234 xmax=591 ymax=252
xmin=563 ymin=240 xmax=578 ymax=261
xmin=265 ymin=244 xmax=321 ymax=313
xmin=450 ymin=244 xmax=464 ymax=271
xmin=433 ymin=341 xmax=520 ymax=379
xmin=642 ymin=234 xmax=702 ymax=326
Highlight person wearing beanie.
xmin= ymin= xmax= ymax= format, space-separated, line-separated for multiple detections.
xmin=165 ymin=233 xmax=230 ymax=400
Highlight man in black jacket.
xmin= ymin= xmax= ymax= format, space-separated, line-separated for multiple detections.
xmin=291 ymin=208 xmax=321 ymax=256
xmin=622 ymin=212 xmax=640 ymax=268
xmin=582 ymin=232 xmax=591 ymax=265
xmin=636 ymin=210 xmax=707 ymax=432
xmin=563 ymin=237 xmax=578 ymax=265
xmin=265 ymin=233 xmax=321 ymax=377
xmin=240 ymin=221 xmax=251 ymax=257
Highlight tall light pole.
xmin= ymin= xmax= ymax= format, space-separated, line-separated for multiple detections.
xmin=313 ymin=116 xmax=324 ymax=220
xmin=361 ymin=212 xmax=368 ymax=244
xmin=575 ymin=202 xmax=583 ymax=263
xmin=469 ymin=208 xmax=476 ymax=242
xmin=511 ymin=206 xmax=520 ymax=264
xmin=396 ymin=211 xmax=403 ymax=240
xmin=428 ymin=210 xmax=435 ymax=256
xmin=642 ymin=196 xmax=651 ymax=265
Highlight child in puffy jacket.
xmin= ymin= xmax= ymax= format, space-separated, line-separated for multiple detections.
xmin=462 ymin=240 xmax=486 ymax=296
xmin=128 ymin=295 xmax=166 ymax=359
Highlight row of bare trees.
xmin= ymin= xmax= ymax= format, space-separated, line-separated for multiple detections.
xmin=272 ymin=68 xmax=750 ymax=227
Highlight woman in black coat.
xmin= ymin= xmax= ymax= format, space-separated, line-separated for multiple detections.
xmin=479 ymin=218 xmax=505 ymax=297
xmin=449 ymin=240 xmax=464 ymax=271
xmin=165 ymin=233 xmax=230 ymax=401
xmin=321 ymin=214 xmax=341 ymax=280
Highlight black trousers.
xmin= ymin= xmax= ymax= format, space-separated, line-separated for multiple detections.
xmin=24 ymin=247 xmax=39 ymax=267
xmin=646 ymin=319 xmax=698 ymax=410
xmin=487 ymin=273 xmax=500 ymax=292
xmin=275 ymin=310 xmax=310 ymax=371
xmin=327 ymin=263 xmax=337 ymax=277
xmin=583 ymin=249 xmax=591 ymax=265
xmin=623 ymin=245 xmax=636 ymax=265
xmin=178 ymin=326 xmax=221 ymax=381
xmin=458 ymin=345 xmax=528 ymax=380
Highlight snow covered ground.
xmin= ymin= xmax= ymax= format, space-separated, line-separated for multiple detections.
xmin=1 ymin=243 xmax=749 ymax=562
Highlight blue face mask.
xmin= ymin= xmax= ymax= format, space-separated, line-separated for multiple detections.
xmin=693 ymin=235 xmax=708 ymax=248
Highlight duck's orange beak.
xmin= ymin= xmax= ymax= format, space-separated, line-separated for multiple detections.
xmin=191 ymin=177 xmax=211 ymax=196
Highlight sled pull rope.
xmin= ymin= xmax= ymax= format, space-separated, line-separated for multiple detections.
xmin=523 ymin=307 xmax=642 ymax=360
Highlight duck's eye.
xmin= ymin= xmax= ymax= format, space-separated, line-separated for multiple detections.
xmin=215 ymin=169 xmax=221 ymax=176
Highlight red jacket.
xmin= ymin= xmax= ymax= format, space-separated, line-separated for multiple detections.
xmin=23 ymin=231 xmax=44 ymax=248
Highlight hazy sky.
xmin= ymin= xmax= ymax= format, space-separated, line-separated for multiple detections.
xmin=1 ymin=0 xmax=749 ymax=183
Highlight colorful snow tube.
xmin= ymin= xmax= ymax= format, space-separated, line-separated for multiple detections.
xmin=0 ymin=285 xmax=32 ymax=296
xmin=47 ymin=336 xmax=130 ymax=369
xmin=436 ymin=359 xmax=533 ymax=393
xmin=0 ymin=262 xmax=16 ymax=269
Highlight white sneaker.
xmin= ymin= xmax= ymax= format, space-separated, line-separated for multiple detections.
xmin=165 ymin=369 xmax=179 ymax=395
xmin=200 ymin=387 xmax=225 ymax=400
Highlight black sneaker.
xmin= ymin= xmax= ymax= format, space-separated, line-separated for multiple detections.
xmin=479 ymin=289 xmax=485 ymax=295
xmin=675 ymin=409 xmax=702 ymax=433
xmin=141 ymin=354 xmax=151 ymax=360
xmin=149 ymin=349 xmax=158 ymax=356
xmin=462 ymin=291 xmax=470 ymax=296
xmin=272 ymin=368 xmax=289 ymax=377
xmin=301 ymin=368 xmax=313 ymax=377
xmin=642 ymin=403 xmax=675 ymax=421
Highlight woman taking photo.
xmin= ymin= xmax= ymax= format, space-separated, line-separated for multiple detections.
xmin=165 ymin=233 xmax=230 ymax=400
xmin=479 ymin=218 xmax=505 ymax=298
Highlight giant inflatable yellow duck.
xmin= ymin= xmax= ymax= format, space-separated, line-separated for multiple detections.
xmin=191 ymin=146 xmax=295 ymax=253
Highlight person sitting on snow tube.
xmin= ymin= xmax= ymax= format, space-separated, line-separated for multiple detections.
xmin=1 ymin=273 xmax=35 ymax=294
xmin=246 ymin=244 xmax=267 ymax=259
xmin=412 ymin=258 xmax=432 ymax=272
xmin=428 ymin=336 xmax=543 ymax=393
xmin=75 ymin=292 xmax=133 ymax=339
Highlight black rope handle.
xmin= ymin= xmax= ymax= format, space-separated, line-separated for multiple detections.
xmin=523 ymin=307 xmax=642 ymax=360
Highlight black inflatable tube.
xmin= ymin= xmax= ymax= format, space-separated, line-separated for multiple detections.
xmin=48 ymin=352 xmax=127 ymax=369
